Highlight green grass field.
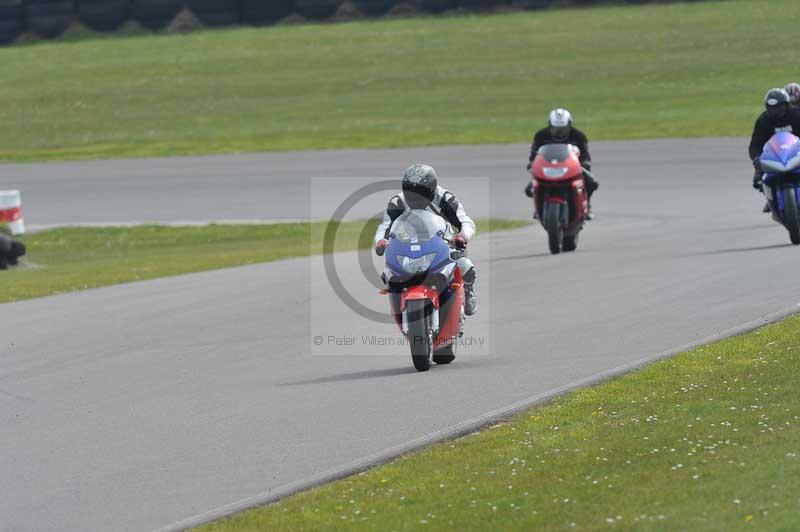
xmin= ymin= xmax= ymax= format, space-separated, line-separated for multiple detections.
xmin=199 ymin=315 xmax=800 ymax=531
xmin=0 ymin=0 xmax=786 ymax=162
xmin=0 ymin=219 xmax=523 ymax=303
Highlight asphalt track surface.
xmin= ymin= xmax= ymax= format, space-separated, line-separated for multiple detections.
xmin=4 ymin=138 xmax=800 ymax=531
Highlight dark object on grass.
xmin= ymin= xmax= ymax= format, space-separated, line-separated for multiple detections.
xmin=295 ymin=0 xmax=342 ymax=19
xmin=186 ymin=0 xmax=240 ymax=26
xmin=25 ymin=0 xmax=74 ymax=38
xmin=77 ymin=0 xmax=132 ymax=32
xmin=0 ymin=234 xmax=25 ymax=269
xmin=0 ymin=0 xmax=23 ymax=44
xmin=133 ymin=0 xmax=182 ymax=30
xmin=8 ymin=241 xmax=25 ymax=266
xmin=240 ymin=0 xmax=294 ymax=25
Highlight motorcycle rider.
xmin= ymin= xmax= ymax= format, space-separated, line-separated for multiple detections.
xmin=749 ymin=88 xmax=800 ymax=212
xmin=524 ymin=109 xmax=598 ymax=217
xmin=785 ymin=82 xmax=800 ymax=108
xmin=374 ymin=164 xmax=478 ymax=316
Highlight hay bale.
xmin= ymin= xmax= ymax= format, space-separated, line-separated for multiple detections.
xmin=166 ymin=7 xmax=202 ymax=33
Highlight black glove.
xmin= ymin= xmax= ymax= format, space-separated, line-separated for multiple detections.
xmin=523 ymin=182 xmax=534 ymax=198
xmin=525 ymin=160 xmax=532 ymax=171
xmin=752 ymin=156 xmax=762 ymax=172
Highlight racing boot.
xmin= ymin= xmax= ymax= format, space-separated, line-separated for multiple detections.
xmin=763 ymin=201 xmax=771 ymax=213
xmin=585 ymin=175 xmax=598 ymax=220
xmin=464 ymin=284 xmax=477 ymax=316
xmin=460 ymin=263 xmax=477 ymax=316
xmin=584 ymin=198 xmax=594 ymax=220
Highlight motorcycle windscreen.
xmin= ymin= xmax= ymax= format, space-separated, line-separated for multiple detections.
xmin=537 ymin=144 xmax=573 ymax=163
xmin=389 ymin=209 xmax=449 ymax=244
xmin=385 ymin=210 xmax=452 ymax=280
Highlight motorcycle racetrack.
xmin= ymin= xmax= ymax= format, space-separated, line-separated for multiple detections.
xmin=3 ymin=138 xmax=799 ymax=531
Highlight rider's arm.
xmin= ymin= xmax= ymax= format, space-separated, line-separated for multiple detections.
xmin=440 ymin=191 xmax=476 ymax=242
xmin=374 ymin=195 xmax=405 ymax=244
xmin=575 ymin=129 xmax=592 ymax=169
xmin=529 ymin=130 xmax=546 ymax=162
xmin=749 ymin=115 xmax=770 ymax=161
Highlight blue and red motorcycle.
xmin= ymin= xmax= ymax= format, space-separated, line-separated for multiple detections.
xmin=381 ymin=210 xmax=465 ymax=372
xmin=759 ymin=131 xmax=800 ymax=245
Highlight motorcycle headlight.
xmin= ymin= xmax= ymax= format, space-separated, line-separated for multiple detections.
xmin=543 ymin=166 xmax=568 ymax=178
xmin=399 ymin=253 xmax=436 ymax=274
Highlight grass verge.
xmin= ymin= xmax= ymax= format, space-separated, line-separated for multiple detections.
xmin=0 ymin=219 xmax=524 ymax=303
xmin=198 ymin=315 xmax=800 ymax=531
xmin=0 ymin=0 xmax=788 ymax=162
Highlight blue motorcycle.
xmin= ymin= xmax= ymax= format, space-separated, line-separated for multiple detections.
xmin=760 ymin=131 xmax=800 ymax=245
xmin=382 ymin=210 xmax=466 ymax=372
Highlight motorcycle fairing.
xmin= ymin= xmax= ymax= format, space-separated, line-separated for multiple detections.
xmin=761 ymin=132 xmax=800 ymax=174
xmin=761 ymin=133 xmax=800 ymax=224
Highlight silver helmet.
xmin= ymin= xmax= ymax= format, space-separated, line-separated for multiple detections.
xmin=548 ymin=108 xmax=573 ymax=142
xmin=402 ymin=164 xmax=438 ymax=209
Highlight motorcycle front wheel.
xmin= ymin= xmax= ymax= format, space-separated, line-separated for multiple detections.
xmin=544 ymin=203 xmax=563 ymax=255
xmin=782 ymin=187 xmax=800 ymax=245
xmin=406 ymin=299 xmax=432 ymax=372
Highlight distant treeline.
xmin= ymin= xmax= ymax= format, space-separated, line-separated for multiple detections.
xmin=0 ymin=0 xmax=707 ymax=45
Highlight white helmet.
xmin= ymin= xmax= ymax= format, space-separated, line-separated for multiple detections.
xmin=785 ymin=82 xmax=800 ymax=106
xmin=548 ymin=108 xmax=573 ymax=141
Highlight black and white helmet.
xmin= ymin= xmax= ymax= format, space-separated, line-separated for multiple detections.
xmin=548 ymin=108 xmax=573 ymax=141
xmin=402 ymin=164 xmax=438 ymax=209
xmin=765 ymin=88 xmax=790 ymax=119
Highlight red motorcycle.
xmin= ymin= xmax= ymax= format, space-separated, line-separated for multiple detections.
xmin=381 ymin=210 xmax=465 ymax=371
xmin=530 ymin=143 xmax=589 ymax=254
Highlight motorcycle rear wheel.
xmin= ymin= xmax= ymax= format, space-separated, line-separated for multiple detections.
xmin=406 ymin=299 xmax=432 ymax=372
xmin=782 ymin=187 xmax=800 ymax=245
